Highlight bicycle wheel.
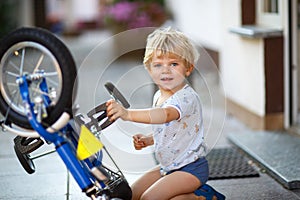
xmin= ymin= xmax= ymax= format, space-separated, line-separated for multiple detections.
xmin=0 ymin=27 xmax=77 ymax=129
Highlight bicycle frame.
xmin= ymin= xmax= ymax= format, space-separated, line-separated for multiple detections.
xmin=15 ymin=74 xmax=112 ymax=199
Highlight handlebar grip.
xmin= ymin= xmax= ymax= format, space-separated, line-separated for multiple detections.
xmin=104 ymin=82 xmax=130 ymax=109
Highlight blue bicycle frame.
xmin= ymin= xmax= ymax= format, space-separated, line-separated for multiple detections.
xmin=17 ymin=74 xmax=104 ymax=197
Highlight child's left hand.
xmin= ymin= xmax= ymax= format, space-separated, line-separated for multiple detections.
xmin=106 ymin=99 xmax=129 ymax=121
xmin=133 ymin=134 xmax=154 ymax=150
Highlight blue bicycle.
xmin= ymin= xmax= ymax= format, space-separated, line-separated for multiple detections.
xmin=0 ymin=27 xmax=132 ymax=200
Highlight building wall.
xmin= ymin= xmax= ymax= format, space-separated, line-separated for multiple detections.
xmin=220 ymin=0 xmax=266 ymax=117
xmin=221 ymin=36 xmax=266 ymax=116
xmin=17 ymin=0 xmax=99 ymax=31
xmin=167 ymin=0 xmax=266 ymax=117
xmin=166 ymin=0 xmax=221 ymax=51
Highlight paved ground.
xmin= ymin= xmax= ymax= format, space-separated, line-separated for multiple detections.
xmin=1 ymin=29 xmax=300 ymax=199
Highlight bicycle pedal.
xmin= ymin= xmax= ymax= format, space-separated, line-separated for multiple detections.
xmin=14 ymin=135 xmax=44 ymax=154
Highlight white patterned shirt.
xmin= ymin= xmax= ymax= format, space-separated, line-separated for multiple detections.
xmin=152 ymin=84 xmax=207 ymax=173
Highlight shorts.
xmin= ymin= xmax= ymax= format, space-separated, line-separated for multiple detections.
xmin=166 ymin=157 xmax=209 ymax=185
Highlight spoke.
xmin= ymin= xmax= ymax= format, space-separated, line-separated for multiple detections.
xmin=4 ymin=83 xmax=18 ymax=98
xmin=9 ymin=60 xmax=20 ymax=71
xmin=45 ymin=77 xmax=59 ymax=87
xmin=33 ymin=53 xmax=44 ymax=73
xmin=6 ymin=71 xmax=19 ymax=78
xmin=42 ymin=72 xmax=59 ymax=87
xmin=20 ymin=48 xmax=25 ymax=75
xmin=7 ymin=82 xmax=18 ymax=87
xmin=5 ymin=82 xmax=31 ymax=112
xmin=15 ymin=91 xmax=22 ymax=110
xmin=3 ymin=89 xmax=18 ymax=120
xmin=8 ymin=89 xmax=19 ymax=106
xmin=44 ymin=72 xmax=58 ymax=77
xmin=30 ymin=83 xmax=42 ymax=99
xmin=10 ymin=88 xmax=24 ymax=113
xmin=32 ymin=87 xmax=51 ymax=97
xmin=10 ymin=88 xmax=18 ymax=96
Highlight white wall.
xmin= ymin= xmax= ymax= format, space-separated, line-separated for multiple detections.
xmin=46 ymin=0 xmax=99 ymax=30
xmin=167 ymin=0 xmax=267 ymax=116
xmin=166 ymin=0 xmax=221 ymax=50
xmin=221 ymin=37 xmax=266 ymax=116
xmin=73 ymin=0 xmax=99 ymax=22
xmin=220 ymin=0 xmax=266 ymax=116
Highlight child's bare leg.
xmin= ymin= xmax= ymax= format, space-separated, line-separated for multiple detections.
xmin=170 ymin=193 xmax=202 ymax=200
xmin=131 ymin=166 xmax=161 ymax=200
xmin=140 ymin=171 xmax=201 ymax=200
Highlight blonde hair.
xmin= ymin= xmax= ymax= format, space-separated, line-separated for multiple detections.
xmin=143 ymin=27 xmax=199 ymax=69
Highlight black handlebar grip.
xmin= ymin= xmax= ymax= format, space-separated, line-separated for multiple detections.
xmin=104 ymin=82 xmax=130 ymax=109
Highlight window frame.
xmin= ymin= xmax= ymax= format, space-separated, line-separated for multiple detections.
xmin=256 ymin=0 xmax=283 ymax=28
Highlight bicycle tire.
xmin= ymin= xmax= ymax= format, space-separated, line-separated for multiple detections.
xmin=14 ymin=145 xmax=35 ymax=174
xmin=0 ymin=27 xmax=77 ymax=129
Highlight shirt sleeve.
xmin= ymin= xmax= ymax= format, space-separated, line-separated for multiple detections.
xmin=163 ymin=89 xmax=195 ymax=121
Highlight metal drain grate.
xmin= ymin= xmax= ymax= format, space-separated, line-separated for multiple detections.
xmin=207 ymin=148 xmax=259 ymax=180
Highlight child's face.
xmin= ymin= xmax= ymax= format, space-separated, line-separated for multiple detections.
xmin=147 ymin=52 xmax=193 ymax=93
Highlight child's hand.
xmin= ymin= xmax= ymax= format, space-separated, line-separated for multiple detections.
xmin=133 ymin=134 xmax=154 ymax=150
xmin=106 ymin=99 xmax=129 ymax=121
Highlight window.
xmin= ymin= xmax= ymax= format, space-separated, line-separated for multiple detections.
xmin=257 ymin=0 xmax=282 ymax=28
xmin=263 ymin=0 xmax=278 ymax=13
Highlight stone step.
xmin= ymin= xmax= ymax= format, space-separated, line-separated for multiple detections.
xmin=228 ymin=130 xmax=300 ymax=189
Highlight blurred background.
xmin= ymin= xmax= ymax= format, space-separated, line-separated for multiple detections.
xmin=0 ymin=0 xmax=169 ymax=37
xmin=0 ymin=0 xmax=294 ymax=132
xmin=1 ymin=0 xmax=300 ymax=199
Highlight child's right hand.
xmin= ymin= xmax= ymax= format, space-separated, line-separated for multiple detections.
xmin=106 ymin=99 xmax=129 ymax=122
xmin=132 ymin=134 xmax=154 ymax=150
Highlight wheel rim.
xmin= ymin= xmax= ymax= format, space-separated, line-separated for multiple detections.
xmin=0 ymin=41 xmax=63 ymax=116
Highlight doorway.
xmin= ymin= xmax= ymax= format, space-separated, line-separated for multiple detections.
xmin=290 ymin=0 xmax=300 ymax=132
xmin=297 ymin=0 xmax=300 ymax=126
xmin=295 ymin=0 xmax=300 ymax=125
